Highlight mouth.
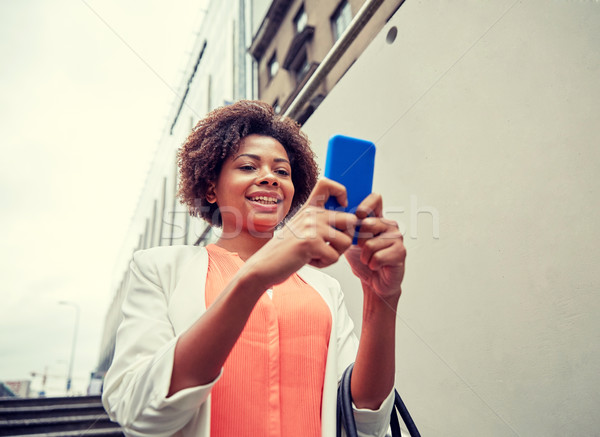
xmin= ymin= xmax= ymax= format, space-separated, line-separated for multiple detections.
xmin=247 ymin=195 xmax=280 ymax=205
xmin=248 ymin=196 xmax=282 ymax=206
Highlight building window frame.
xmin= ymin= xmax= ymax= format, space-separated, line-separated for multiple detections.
xmin=331 ymin=0 xmax=352 ymax=43
xmin=273 ymin=98 xmax=281 ymax=114
xmin=267 ymin=52 xmax=279 ymax=82
xmin=292 ymin=50 xmax=310 ymax=84
xmin=294 ymin=4 xmax=308 ymax=34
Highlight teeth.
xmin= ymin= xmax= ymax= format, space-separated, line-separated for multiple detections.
xmin=250 ymin=196 xmax=278 ymax=204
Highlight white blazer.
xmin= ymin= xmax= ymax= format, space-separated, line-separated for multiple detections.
xmin=102 ymin=245 xmax=394 ymax=437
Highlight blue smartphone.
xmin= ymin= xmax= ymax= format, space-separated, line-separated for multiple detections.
xmin=324 ymin=135 xmax=376 ymax=213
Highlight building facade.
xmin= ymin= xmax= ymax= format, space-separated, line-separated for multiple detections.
xmin=96 ymin=0 xmax=255 ymax=375
xmin=249 ymin=0 xmax=404 ymax=123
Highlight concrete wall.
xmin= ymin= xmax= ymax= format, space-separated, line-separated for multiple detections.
xmin=303 ymin=1 xmax=600 ymax=435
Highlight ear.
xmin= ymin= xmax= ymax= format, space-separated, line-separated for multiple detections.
xmin=206 ymin=183 xmax=217 ymax=204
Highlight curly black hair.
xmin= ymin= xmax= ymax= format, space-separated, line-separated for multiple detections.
xmin=177 ymin=100 xmax=319 ymax=226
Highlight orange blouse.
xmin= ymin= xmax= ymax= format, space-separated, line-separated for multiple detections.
xmin=205 ymin=244 xmax=332 ymax=437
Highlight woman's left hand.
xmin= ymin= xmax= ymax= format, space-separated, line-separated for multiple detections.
xmin=344 ymin=193 xmax=406 ymax=302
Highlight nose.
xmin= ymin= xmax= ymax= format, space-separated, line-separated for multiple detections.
xmin=258 ymin=168 xmax=278 ymax=186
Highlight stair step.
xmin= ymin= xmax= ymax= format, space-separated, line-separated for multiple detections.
xmin=0 ymin=405 xmax=107 ymax=420
xmin=0 ymin=419 xmax=119 ymax=436
xmin=0 ymin=397 xmax=102 ymax=409
xmin=0 ymin=396 xmax=123 ymax=437
xmin=0 ymin=428 xmax=124 ymax=437
xmin=1 ymin=414 xmax=114 ymax=426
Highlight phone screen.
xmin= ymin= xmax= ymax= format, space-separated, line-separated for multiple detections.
xmin=324 ymin=135 xmax=376 ymax=213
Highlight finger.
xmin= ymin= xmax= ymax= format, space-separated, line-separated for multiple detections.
xmin=307 ymin=178 xmax=348 ymax=208
xmin=359 ymin=232 xmax=405 ymax=268
xmin=367 ymin=241 xmax=407 ymax=271
xmin=355 ymin=217 xmax=399 ymax=245
xmin=323 ymin=227 xmax=354 ymax=255
xmin=355 ymin=192 xmax=383 ymax=219
xmin=309 ymin=210 xmax=355 ymax=255
xmin=308 ymin=241 xmax=343 ymax=268
xmin=327 ymin=210 xmax=358 ymax=238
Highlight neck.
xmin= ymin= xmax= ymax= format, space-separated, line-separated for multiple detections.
xmin=215 ymin=226 xmax=274 ymax=261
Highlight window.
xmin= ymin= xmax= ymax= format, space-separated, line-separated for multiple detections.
xmin=331 ymin=1 xmax=352 ymax=42
xmin=273 ymin=99 xmax=281 ymax=114
xmin=293 ymin=52 xmax=310 ymax=84
xmin=294 ymin=5 xmax=307 ymax=34
xmin=268 ymin=53 xmax=279 ymax=80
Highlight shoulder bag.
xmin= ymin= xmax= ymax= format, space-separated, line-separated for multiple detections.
xmin=337 ymin=363 xmax=421 ymax=437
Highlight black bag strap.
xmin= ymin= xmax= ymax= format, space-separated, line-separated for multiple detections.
xmin=337 ymin=363 xmax=421 ymax=437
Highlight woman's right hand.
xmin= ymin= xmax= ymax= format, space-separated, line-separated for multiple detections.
xmin=245 ymin=179 xmax=358 ymax=288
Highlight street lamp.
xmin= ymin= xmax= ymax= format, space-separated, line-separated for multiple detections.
xmin=59 ymin=301 xmax=80 ymax=395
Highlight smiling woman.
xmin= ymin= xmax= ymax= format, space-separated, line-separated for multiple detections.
xmin=177 ymin=101 xmax=318 ymax=228
xmin=206 ymin=134 xmax=296 ymax=236
xmin=102 ymin=100 xmax=407 ymax=437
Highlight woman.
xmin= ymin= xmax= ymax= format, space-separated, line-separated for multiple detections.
xmin=102 ymin=100 xmax=406 ymax=437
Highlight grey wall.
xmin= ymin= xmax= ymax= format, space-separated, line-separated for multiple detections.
xmin=303 ymin=1 xmax=600 ymax=435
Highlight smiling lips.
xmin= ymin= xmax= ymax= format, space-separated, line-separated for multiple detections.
xmin=249 ymin=196 xmax=279 ymax=205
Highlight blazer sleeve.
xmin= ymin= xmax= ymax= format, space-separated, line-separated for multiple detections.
xmin=102 ymin=249 xmax=219 ymax=437
xmin=331 ymin=276 xmax=395 ymax=437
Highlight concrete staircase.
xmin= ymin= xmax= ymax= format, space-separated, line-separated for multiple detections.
xmin=0 ymin=396 xmax=124 ymax=437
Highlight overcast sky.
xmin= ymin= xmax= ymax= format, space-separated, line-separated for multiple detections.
xmin=0 ymin=0 xmax=207 ymax=396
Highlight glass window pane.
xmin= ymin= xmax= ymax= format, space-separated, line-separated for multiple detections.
xmin=294 ymin=6 xmax=307 ymax=33
xmin=332 ymin=1 xmax=352 ymax=42
xmin=268 ymin=54 xmax=279 ymax=79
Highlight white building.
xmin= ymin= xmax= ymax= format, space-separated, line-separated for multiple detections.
xmin=97 ymin=0 xmax=257 ymax=374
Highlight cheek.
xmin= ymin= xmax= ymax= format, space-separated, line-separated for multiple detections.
xmin=286 ymin=181 xmax=295 ymax=203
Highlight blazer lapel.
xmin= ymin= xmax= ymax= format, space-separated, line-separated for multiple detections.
xmin=167 ymin=247 xmax=209 ymax=336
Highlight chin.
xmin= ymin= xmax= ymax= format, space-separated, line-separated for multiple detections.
xmin=248 ymin=221 xmax=279 ymax=235
xmin=247 ymin=212 xmax=287 ymax=234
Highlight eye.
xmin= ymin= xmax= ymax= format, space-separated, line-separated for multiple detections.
xmin=239 ymin=164 xmax=256 ymax=171
xmin=275 ymin=169 xmax=290 ymax=176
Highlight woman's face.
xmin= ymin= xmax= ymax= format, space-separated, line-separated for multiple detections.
xmin=209 ymin=134 xmax=295 ymax=236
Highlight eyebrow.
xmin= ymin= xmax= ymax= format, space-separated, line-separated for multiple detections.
xmin=233 ymin=153 xmax=290 ymax=164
